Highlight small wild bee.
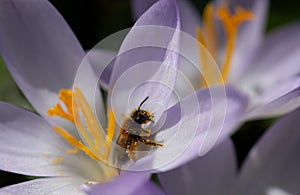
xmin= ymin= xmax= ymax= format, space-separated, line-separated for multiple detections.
xmin=116 ymin=96 xmax=163 ymax=164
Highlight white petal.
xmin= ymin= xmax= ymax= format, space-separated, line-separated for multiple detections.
xmin=244 ymin=86 xmax=300 ymax=120
xmin=0 ymin=177 xmax=86 ymax=195
xmin=0 ymin=102 xmax=105 ymax=181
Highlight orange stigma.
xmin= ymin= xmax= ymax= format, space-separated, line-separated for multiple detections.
xmin=196 ymin=2 xmax=254 ymax=86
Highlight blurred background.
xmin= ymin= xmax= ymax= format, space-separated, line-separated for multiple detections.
xmin=0 ymin=0 xmax=300 ymax=188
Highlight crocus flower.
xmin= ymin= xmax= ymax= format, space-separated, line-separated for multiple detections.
xmin=131 ymin=0 xmax=300 ymax=121
xmin=0 ymin=0 xmax=165 ymax=194
xmin=0 ymin=0 xmax=247 ymax=194
xmin=158 ymin=107 xmax=300 ymax=195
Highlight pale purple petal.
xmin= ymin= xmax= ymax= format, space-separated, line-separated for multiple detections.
xmin=87 ymin=49 xmax=116 ymax=91
xmin=110 ymin=0 xmax=181 ymax=119
xmin=229 ymin=0 xmax=269 ymax=81
xmin=176 ymin=0 xmax=202 ymax=37
xmin=239 ymin=76 xmax=299 ymax=113
xmin=86 ymin=171 xmax=151 ymax=195
xmin=0 ymin=102 xmax=67 ymax=176
xmin=234 ymin=108 xmax=300 ymax=195
xmin=132 ymin=0 xmax=201 ymax=37
xmin=0 ymin=177 xmax=85 ymax=195
xmin=159 ymin=138 xmax=236 ymax=195
xmin=110 ymin=0 xmax=180 ymax=83
xmin=0 ymin=102 xmax=102 ymax=180
xmin=239 ymin=21 xmax=300 ymax=84
xmin=245 ymin=86 xmax=300 ymax=120
xmin=132 ymin=180 xmax=165 ymax=195
xmin=0 ymin=0 xmax=85 ymax=119
xmin=131 ymin=0 xmax=157 ymax=21
xmin=260 ymin=77 xmax=300 ymax=104
xmin=130 ymin=86 xmax=247 ymax=171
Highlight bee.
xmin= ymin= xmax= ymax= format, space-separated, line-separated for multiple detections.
xmin=116 ymin=96 xmax=163 ymax=164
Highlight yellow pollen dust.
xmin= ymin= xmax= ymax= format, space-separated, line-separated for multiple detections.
xmin=196 ymin=2 xmax=254 ymax=86
xmin=47 ymin=86 xmax=118 ymax=180
xmin=52 ymin=157 xmax=64 ymax=164
xmin=43 ymin=153 xmax=49 ymax=157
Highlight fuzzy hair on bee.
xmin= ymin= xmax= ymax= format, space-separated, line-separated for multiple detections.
xmin=115 ymin=96 xmax=163 ymax=169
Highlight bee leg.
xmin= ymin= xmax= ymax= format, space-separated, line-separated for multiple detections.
xmin=138 ymin=137 xmax=163 ymax=147
xmin=125 ymin=140 xmax=138 ymax=159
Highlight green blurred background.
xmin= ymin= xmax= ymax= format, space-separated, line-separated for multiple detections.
xmin=0 ymin=0 xmax=299 ymax=188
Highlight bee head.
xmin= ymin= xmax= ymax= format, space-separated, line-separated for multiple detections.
xmin=130 ymin=96 xmax=154 ymax=124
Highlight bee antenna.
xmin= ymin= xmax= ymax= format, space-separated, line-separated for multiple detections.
xmin=138 ymin=96 xmax=149 ymax=111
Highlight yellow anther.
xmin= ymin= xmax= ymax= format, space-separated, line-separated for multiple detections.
xmin=104 ymin=108 xmax=115 ymax=159
xmin=53 ymin=126 xmax=99 ymax=160
xmin=203 ymin=2 xmax=217 ymax=60
xmin=66 ymin=148 xmax=79 ymax=155
xmin=47 ymin=89 xmax=75 ymax=124
xmin=47 ymin=86 xmax=118 ymax=181
xmin=217 ymin=4 xmax=254 ymax=82
xmin=58 ymin=89 xmax=73 ymax=114
xmin=52 ymin=157 xmax=64 ymax=164
xmin=195 ymin=2 xmax=254 ymax=86
xmin=59 ymin=171 xmax=64 ymax=176
xmin=196 ymin=27 xmax=209 ymax=88
xmin=73 ymin=86 xmax=105 ymax=151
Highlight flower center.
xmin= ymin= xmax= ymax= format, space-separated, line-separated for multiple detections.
xmin=196 ymin=2 xmax=254 ymax=87
xmin=47 ymin=86 xmax=117 ymax=181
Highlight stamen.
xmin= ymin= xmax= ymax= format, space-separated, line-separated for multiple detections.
xmin=217 ymin=4 xmax=254 ymax=82
xmin=203 ymin=2 xmax=217 ymax=60
xmin=104 ymin=108 xmax=115 ymax=159
xmin=73 ymin=86 xmax=105 ymax=151
xmin=47 ymin=89 xmax=74 ymax=124
xmin=48 ymin=86 xmax=118 ymax=180
xmin=195 ymin=2 xmax=220 ymax=88
xmin=72 ymin=87 xmax=118 ymax=179
xmin=53 ymin=126 xmax=99 ymax=160
xmin=66 ymin=148 xmax=79 ymax=155
xmin=196 ymin=27 xmax=209 ymax=88
xmin=59 ymin=89 xmax=73 ymax=114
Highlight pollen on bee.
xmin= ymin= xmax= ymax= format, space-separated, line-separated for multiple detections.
xmin=85 ymin=181 xmax=96 ymax=185
xmin=52 ymin=157 xmax=64 ymax=164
